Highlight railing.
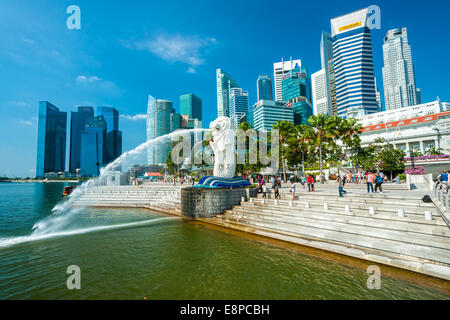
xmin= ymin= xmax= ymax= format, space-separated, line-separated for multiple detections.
xmin=432 ymin=181 xmax=450 ymax=227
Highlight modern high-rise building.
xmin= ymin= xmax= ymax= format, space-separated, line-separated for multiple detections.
xmin=328 ymin=59 xmax=338 ymax=115
xmin=36 ymin=101 xmax=67 ymax=177
xmin=252 ymin=100 xmax=294 ymax=131
xmin=311 ymin=69 xmax=331 ymax=115
xmin=97 ymin=106 xmax=122 ymax=165
xmin=180 ymin=93 xmax=202 ymax=121
xmin=374 ymin=78 xmax=383 ymax=112
xmin=154 ymin=100 xmax=175 ymax=164
xmin=97 ymin=106 xmax=119 ymax=132
xmin=282 ymin=64 xmax=312 ymax=125
xmin=80 ymin=115 xmax=106 ymax=177
xmin=257 ymin=75 xmax=273 ymax=101
xmin=316 ymin=32 xmax=334 ymax=116
xmin=69 ymin=106 xmax=94 ymax=173
xmin=229 ymin=87 xmax=249 ymax=129
xmin=216 ymin=68 xmax=239 ymax=117
xmin=382 ymin=27 xmax=421 ymax=111
xmin=273 ymin=58 xmax=302 ymax=102
xmin=146 ymin=95 xmax=156 ymax=165
xmin=331 ymin=8 xmax=378 ymax=118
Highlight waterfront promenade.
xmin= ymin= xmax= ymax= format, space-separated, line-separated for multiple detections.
xmin=73 ymin=181 xmax=450 ymax=282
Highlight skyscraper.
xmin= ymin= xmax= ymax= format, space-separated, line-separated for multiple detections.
xmin=97 ymin=106 xmax=122 ymax=165
xmin=154 ymin=100 xmax=174 ymax=164
xmin=311 ymin=69 xmax=331 ymax=115
xmin=180 ymin=93 xmax=202 ymax=121
xmin=36 ymin=101 xmax=67 ymax=178
xmin=315 ymin=31 xmax=334 ymax=116
xmin=257 ymin=75 xmax=273 ymax=101
xmin=252 ymin=100 xmax=294 ymax=131
xmin=216 ymin=68 xmax=239 ymax=117
xmin=229 ymin=87 xmax=249 ymax=129
xmin=382 ymin=28 xmax=420 ymax=111
xmin=69 ymin=106 xmax=94 ymax=173
xmin=97 ymin=106 xmax=119 ymax=132
xmin=331 ymin=8 xmax=378 ymax=118
xmin=273 ymin=58 xmax=302 ymax=102
xmin=146 ymin=95 xmax=156 ymax=165
xmin=80 ymin=115 xmax=106 ymax=177
xmin=282 ymin=64 xmax=312 ymax=125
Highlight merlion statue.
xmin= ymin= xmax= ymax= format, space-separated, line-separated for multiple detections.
xmin=209 ymin=117 xmax=236 ymax=179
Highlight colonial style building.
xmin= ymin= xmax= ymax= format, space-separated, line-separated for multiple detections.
xmin=358 ymin=100 xmax=450 ymax=154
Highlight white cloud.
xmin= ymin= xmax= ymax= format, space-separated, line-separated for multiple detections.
xmin=19 ymin=120 xmax=34 ymax=126
xmin=120 ymin=114 xmax=146 ymax=121
xmin=76 ymin=75 xmax=101 ymax=83
xmin=124 ymin=33 xmax=217 ymax=72
xmin=8 ymin=101 xmax=30 ymax=107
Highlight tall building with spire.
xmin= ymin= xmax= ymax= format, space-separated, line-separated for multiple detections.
xmin=382 ymin=27 xmax=420 ymax=111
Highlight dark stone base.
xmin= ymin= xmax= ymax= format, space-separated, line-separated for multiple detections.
xmin=181 ymin=187 xmax=257 ymax=218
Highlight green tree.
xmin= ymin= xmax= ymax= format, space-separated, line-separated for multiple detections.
xmin=307 ymin=114 xmax=332 ymax=183
xmin=426 ymin=146 xmax=443 ymax=156
xmin=379 ymin=144 xmax=406 ymax=180
xmin=272 ymin=120 xmax=295 ymax=181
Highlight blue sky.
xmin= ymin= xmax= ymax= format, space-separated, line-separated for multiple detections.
xmin=0 ymin=0 xmax=449 ymax=177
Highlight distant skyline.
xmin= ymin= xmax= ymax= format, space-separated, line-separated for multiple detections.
xmin=1 ymin=0 xmax=450 ymax=176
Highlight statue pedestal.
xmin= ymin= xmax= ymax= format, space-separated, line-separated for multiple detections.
xmin=181 ymin=187 xmax=257 ymax=218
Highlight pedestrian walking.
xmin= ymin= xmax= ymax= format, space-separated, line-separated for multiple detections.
xmin=375 ymin=173 xmax=383 ymax=193
xmin=366 ymin=171 xmax=374 ymax=193
xmin=290 ymin=180 xmax=296 ymax=200
xmin=262 ymin=184 xmax=267 ymax=198
xmin=337 ymin=176 xmax=347 ymax=197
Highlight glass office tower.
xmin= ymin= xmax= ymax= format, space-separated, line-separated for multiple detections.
xmin=282 ymin=64 xmax=312 ymax=125
xmin=97 ymin=106 xmax=119 ymax=132
xmin=229 ymin=87 xmax=249 ymax=129
xmin=97 ymin=106 xmax=122 ymax=165
xmin=69 ymin=106 xmax=94 ymax=173
xmin=80 ymin=116 xmax=107 ymax=177
xmin=257 ymin=75 xmax=273 ymax=101
xmin=36 ymin=101 xmax=67 ymax=177
xmin=216 ymin=68 xmax=240 ymax=117
xmin=331 ymin=8 xmax=378 ymax=118
xmin=154 ymin=100 xmax=174 ymax=164
xmin=146 ymin=95 xmax=156 ymax=165
xmin=180 ymin=93 xmax=202 ymax=121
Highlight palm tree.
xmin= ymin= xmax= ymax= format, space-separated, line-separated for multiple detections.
xmin=272 ymin=120 xmax=295 ymax=181
xmin=287 ymin=124 xmax=313 ymax=174
xmin=341 ymin=118 xmax=362 ymax=170
xmin=307 ymin=114 xmax=332 ymax=183
xmin=426 ymin=146 xmax=443 ymax=156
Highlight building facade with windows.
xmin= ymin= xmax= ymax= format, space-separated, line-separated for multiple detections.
xmin=69 ymin=106 xmax=94 ymax=173
xmin=229 ymin=87 xmax=249 ymax=129
xmin=281 ymin=64 xmax=312 ymax=124
xmin=180 ymin=93 xmax=202 ymax=121
xmin=382 ymin=28 xmax=421 ymax=111
xmin=36 ymin=101 xmax=67 ymax=178
xmin=252 ymin=100 xmax=294 ymax=131
xmin=80 ymin=115 xmax=107 ymax=177
xmin=358 ymin=100 xmax=450 ymax=154
xmin=273 ymin=58 xmax=302 ymax=102
xmin=216 ymin=68 xmax=240 ymax=117
xmin=331 ymin=8 xmax=378 ymax=118
xmin=257 ymin=75 xmax=273 ymax=101
xmin=311 ymin=69 xmax=330 ymax=115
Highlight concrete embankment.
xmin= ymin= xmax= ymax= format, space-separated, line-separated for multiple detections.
xmin=73 ymin=184 xmax=450 ymax=281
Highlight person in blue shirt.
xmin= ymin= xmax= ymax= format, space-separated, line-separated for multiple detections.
xmin=375 ymin=173 xmax=384 ymax=193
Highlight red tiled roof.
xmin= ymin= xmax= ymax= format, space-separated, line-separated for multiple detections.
xmin=361 ymin=110 xmax=450 ymax=133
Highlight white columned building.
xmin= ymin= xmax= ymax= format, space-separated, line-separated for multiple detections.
xmin=358 ymin=100 xmax=450 ymax=154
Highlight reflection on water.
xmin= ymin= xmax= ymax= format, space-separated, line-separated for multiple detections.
xmin=0 ymin=183 xmax=448 ymax=300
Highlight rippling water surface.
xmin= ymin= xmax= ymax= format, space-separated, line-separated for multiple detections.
xmin=0 ymin=183 xmax=448 ymax=299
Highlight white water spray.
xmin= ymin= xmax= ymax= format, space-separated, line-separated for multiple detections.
xmin=0 ymin=128 xmax=208 ymax=247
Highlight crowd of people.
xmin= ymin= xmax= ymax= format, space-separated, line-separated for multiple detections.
xmin=336 ymin=171 xmax=387 ymax=197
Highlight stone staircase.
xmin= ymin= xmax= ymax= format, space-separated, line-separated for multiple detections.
xmin=72 ymin=186 xmax=182 ymax=216
xmin=210 ymin=191 xmax=450 ymax=280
